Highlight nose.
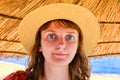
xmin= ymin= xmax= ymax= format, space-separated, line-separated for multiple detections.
xmin=56 ymin=38 xmax=66 ymax=49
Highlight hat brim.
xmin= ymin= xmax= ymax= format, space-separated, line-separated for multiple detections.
xmin=19 ymin=3 xmax=99 ymax=56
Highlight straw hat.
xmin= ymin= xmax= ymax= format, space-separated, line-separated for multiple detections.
xmin=19 ymin=3 xmax=99 ymax=56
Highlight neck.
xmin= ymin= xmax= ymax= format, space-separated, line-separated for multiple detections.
xmin=43 ymin=61 xmax=71 ymax=80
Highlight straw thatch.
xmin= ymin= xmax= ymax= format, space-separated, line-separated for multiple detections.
xmin=0 ymin=0 xmax=120 ymax=58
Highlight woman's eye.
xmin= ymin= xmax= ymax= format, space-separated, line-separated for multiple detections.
xmin=67 ymin=35 xmax=74 ymax=40
xmin=48 ymin=34 xmax=56 ymax=39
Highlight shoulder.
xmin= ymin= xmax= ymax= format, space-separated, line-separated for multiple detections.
xmin=3 ymin=70 xmax=29 ymax=80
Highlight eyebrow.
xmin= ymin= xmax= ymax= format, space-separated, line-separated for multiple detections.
xmin=43 ymin=30 xmax=56 ymax=33
xmin=44 ymin=30 xmax=77 ymax=34
xmin=44 ymin=27 xmax=79 ymax=36
xmin=67 ymin=32 xmax=77 ymax=34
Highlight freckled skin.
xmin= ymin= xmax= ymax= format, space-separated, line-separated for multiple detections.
xmin=41 ymin=22 xmax=79 ymax=66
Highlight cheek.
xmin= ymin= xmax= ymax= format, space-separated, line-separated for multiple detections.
xmin=65 ymin=43 xmax=78 ymax=63
xmin=67 ymin=42 xmax=78 ymax=51
xmin=70 ymin=42 xmax=78 ymax=51
xmin=40 ymin=42 xmax=52 ymax=59
xmin=41 ymin=40 xmax=56 ymax=53
xmin=66 ymin=43 xmax=78 ymax=58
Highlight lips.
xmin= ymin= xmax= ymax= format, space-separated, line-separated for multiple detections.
xmin=53 ymin=52 xmax=68 ymax=56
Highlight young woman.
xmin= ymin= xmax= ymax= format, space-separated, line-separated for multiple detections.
xmin=4 ymin=3 xmax=99 ymax=80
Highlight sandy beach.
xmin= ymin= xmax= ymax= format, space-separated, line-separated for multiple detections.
xmin=90 ymin=73 xmax=120 ymax=80
xmin=0 ymin=61 xmax=120 ymax=80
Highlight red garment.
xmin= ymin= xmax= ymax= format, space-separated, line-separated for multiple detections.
xmin=3 ymin=70 xmax=29 ymax=80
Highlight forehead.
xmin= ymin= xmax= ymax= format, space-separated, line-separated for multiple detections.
xmin=44 ymin=22 xmax=77 ymax=32
xmin=40 ymin=19 xmax=81 ymax=34
xmin=50 ymin=21 xmax=69 ymax=28
xmin=42 ymin=22 xmax=79 ymax=36
xmin=42 ymin=21 xmax=79 ymax=34
xmin=48 ymin=19 xmax=78 ymax=29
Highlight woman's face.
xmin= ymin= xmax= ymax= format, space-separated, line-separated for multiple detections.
xmin=40 ymin=21 xmax=79 ymax=66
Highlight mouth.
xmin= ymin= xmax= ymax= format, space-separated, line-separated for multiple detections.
xmin=53 ymin=52 xmax=68 ymax=56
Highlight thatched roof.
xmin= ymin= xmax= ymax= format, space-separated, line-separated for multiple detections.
xmin=0 ymin=0 xmax=120 ymax=58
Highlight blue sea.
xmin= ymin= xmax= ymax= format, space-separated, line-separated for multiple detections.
xmin=0 ymin=56 xmax=120 ymax=75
